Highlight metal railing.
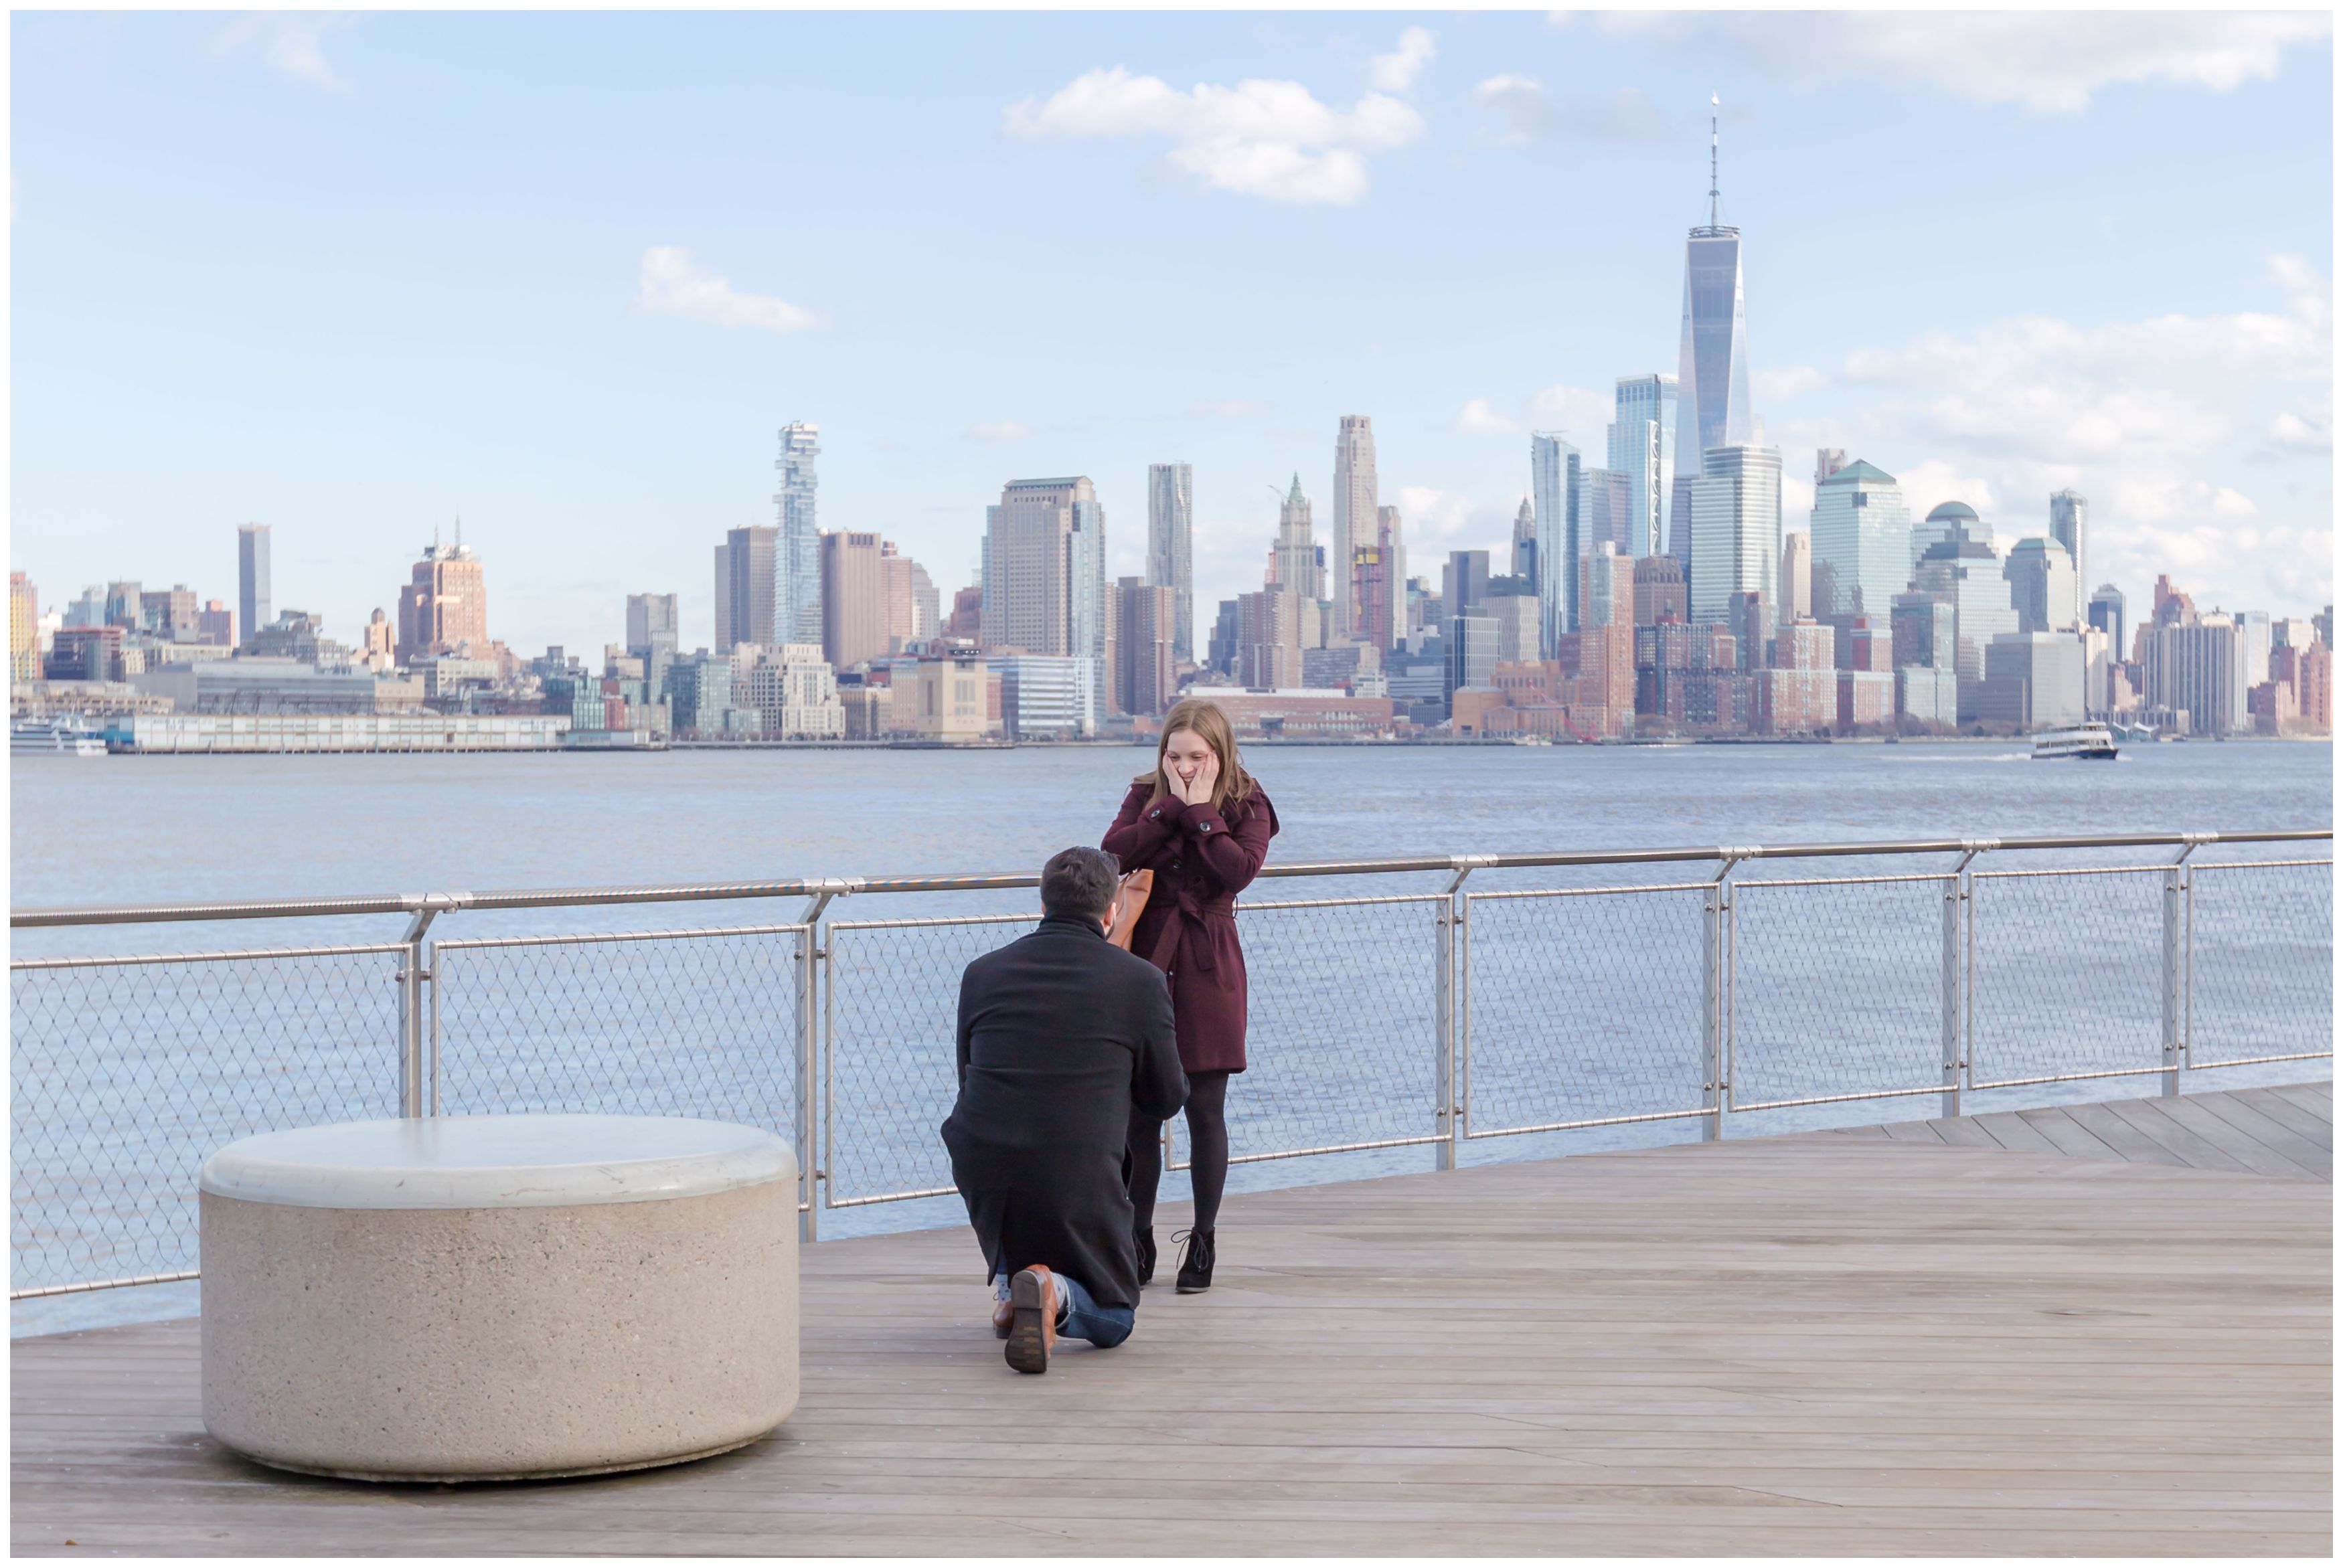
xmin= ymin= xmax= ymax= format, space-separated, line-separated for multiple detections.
xmin=11 ymin=830 xmax=2333 ymax=1300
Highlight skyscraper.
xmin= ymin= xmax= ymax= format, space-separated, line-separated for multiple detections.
xmin=2088 ymin=584 xmax=2127 ymax=653
xmin=395 ymin=532 xmax=487 ymax=666
xmin=2004 ymin=539 xmax=2079 ymax=634
xmin=1911 ymin=501 xmax=1974 ymax=582
xmin=1235 ymin=588 xmax=1303 ymax=689
xmin=1808 ymin=459 xmax=1914 ymax=620
xmin=626 ymin=593 xmax=679 ymax=687
xmin=982 ymin=476 xmax=1107 ymax=721
xmin=1331 ymin=416 xmax=1377 ymax=640
xmin=9 ymin=573 xmax=37 ymax=683
xmin=238 ymin=523 xmax=271 ymax=652
xmin=1607 ymin=374 xmax=1677 ymax=559
xmin=1910 ymin=511 xmax=2018 ymax=721
xmin=1270 ymin=474 xmax=1322 ymax=600
xmin=1530 ymin=432 xmax=1583 ymax=650
xmin=714 ymin=525 xmax=778 ymax=650
xmin=1376 ymin=504 xmax=1406 ymax=651
xmin=1688 ymin=445 xmax=1781 ymax=638
xmin=773 ymin=422 xmax=822 ymax=645
xmin=1147 ymin=462 xmax=1194 ymax=663
xmin=1779 ymin=531 xmax=1811 ymax=624
xmin=820 ymin=531 xmax=890 ymax=670
xmin=1112 ymin=576 xmax=1176 ymax=717
xmin=1668 ymin=99 xmax=1755 ymax=578
xmin=2048 ymin=490 xmax=2088 ymax=632
xmin=1511 ymin=498 xmax=1538 ymax=587
xmin=1443 ymin=550 xmax=1491 ymax=622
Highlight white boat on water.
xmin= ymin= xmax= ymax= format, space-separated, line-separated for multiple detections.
xmin=2032 ymin=723 xmax=2119 ymax=760
xmin=11 ymin=720 xmax=108 ymax=757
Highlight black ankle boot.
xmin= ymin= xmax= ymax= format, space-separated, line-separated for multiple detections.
xmin=1174 ymin=1227 xmax=1215 ymax=1294
xmin=1135 ymin=1225 xmax=1157 ymax=1285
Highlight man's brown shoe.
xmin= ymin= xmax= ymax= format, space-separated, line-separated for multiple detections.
xmin=991 ymin=1295 xmax=1015 ymax=1339
xmin=1004 ymin=1266 xmax=1058 ymax=1373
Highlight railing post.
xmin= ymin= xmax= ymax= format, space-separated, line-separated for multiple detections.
xmin=1704 ymin=851 xmax=1753 ymax=1140
xmin=1437 ymin=855 xmax=1493 ymax=1172
xmin=1942 ymin=842 xmax=1990 ymax=1119
xmin=396 ymin=899 xmax=447 ymax=1119
xmin=2162 ymin=840 xmax=2204 ymax=1098
xmin=795 ymin=879 xmax=856 ymax=1243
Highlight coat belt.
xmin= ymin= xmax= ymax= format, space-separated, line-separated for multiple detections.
xmin=1147 ymin=889 xmax=1230 ymax=975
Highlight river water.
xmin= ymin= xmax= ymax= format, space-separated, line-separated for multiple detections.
xmin=11 ymin=739 xmax=2334 ymax=1334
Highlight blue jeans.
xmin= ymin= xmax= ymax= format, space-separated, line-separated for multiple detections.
xmin=993 ymin=1270 xmax=1135 ymax=1348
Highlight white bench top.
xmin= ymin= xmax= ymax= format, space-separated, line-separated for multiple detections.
xmin=199 ymin=1115 xmax=796 ymax=1210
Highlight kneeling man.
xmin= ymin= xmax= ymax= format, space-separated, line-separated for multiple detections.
xmin=942 ymin=847 xmax=1188 ymax=1373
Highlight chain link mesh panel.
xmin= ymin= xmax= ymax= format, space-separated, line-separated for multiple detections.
xmin=1464 ymin=886 xmax=1710 ymax=1138
xmin=432 ymin=926 xmax=806 ymax=1150
xmin=823 ymin=916 xmax=1034 ymax=1206
xmin=2188 ymin=860 xmax=2335 ymax=1070
xmin=11 ymin=947 xmax=405 ymax=1296
xmin=1194 ymin=897 xmax=1443 ymax=1166
xmin=1969 ymin=867 xmax=2167 ymax=1089
xmin=1730 ymin=875 xmax=1949 ymax=1111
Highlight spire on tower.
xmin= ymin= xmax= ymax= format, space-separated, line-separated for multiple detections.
xmin=1708 ymin=92 xmax=1720 ymax=228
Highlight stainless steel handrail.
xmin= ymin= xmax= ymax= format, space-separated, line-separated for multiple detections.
xmin=11 ymin=830 xmax=2328 ymax=928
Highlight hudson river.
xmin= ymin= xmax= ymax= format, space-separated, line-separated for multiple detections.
xmin=11 ymin=739 xmax=2333 ymax=1334
xmin=14 ymin=738 xmax=2333 ymax=920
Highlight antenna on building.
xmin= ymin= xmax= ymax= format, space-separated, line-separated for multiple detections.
xmin=1708 ymin=93 xmax=1720 ymax=227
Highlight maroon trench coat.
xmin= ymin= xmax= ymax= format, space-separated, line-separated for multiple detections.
xmin=1101 ymin=779 xmax=1279 ymax=1075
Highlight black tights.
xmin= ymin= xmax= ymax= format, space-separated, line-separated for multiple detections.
xmin=1127 ymin=1070 xmax=1231 ymax=1234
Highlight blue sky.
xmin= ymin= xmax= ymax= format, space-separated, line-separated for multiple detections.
xmin=11 ymin=9 xmax=2334 ymax=656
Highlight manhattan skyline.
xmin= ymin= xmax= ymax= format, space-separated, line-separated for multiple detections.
xmin=11 ymin=11 xmax=2333 ymax=657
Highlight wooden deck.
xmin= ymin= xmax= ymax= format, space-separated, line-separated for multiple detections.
xmin=12 ymin=1083 xmax=2332 ymax=1557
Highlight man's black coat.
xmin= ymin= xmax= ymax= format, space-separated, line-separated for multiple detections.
xmin=941 ymin=911 xmax=1188 ymax=1309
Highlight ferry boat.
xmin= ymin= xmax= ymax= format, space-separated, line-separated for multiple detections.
xmin=2032 ymin=723 xmax=2119 ymax=761
xmin=11 ymin=719 xmax=108 ymax=757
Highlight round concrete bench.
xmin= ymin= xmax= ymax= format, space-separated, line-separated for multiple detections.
xmin=199 ymin=1114 xmax=798 ymax=1482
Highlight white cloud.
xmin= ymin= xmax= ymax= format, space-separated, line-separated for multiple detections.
xmin=635 ymin=246 xmax=822 ymax=335
xmin=1455 ymin=398 xmax=1520 ymax=435
xmin=1368 ymin=27 xmax=1437 ymax=93
xmin=2271 ymin=396 xmax=2332 ymax=452
xmin=967 ymin=420 xmax=1032 ymax=443
xmin=1779 ymin=256 xmax=2330 ymax=609
xmin=1598 ymin=11 xmax=2331 ymax=114
xmin=1835 ymin=258 xmax=2327 ymax=466
xmin=1526 ymin=383 xmax=1612 ymax=438
xmin=1394 ymin=485 xmax=1493 ymax=553
xmin=1469 ymin=76 xmax=1675 ymax=145
xmin=1190 ymin=398 xmax=1273 ymax=419
xmin=1755 ymin=365 xmax=1826 ymax=402
xmin=206 ymin=12 xmax=357 ymax=93
xmin=1002 ymin=56 xmax=1427 ymax=205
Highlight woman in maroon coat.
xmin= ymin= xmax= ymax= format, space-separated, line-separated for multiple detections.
xmin=1101 ymin=697 xmax=1277 ymax=1294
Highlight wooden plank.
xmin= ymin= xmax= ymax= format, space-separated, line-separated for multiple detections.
xmin=2095 ymin=1096 xmax=2258 ymax=1174
xmin=2264 ymin=1082 xmax=2334 ymax=1124
xmin=2149 ymin=1096 xmax=2326 ymax=1181
xmin=1877 ymin=1118 xmax=1948 ymax=1144
xmin=2224 ymin=1088 xmax=2336 ymax=1156
xmin=2188 ymin=1094 xmax=2333 ymax=1181
xmin=2057 ymin=1099 xmax=2196 ymax=1171
xmin=10 ymin=1094 xmax=2330 ymax=1560
xmin=1963 ymin=1110 xmax=2067 ymax=1155
xmin=2014 ymin=1104 xmax=2127 ymax=1162
xmin=1927 ymin=1116 xmax=2006 ymax=1150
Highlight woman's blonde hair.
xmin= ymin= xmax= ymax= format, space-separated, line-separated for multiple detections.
xmin=1135 ymin=698 xmax=1256 ymax=812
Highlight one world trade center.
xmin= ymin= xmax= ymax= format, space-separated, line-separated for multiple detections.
xmin=1667 ymin=97 xmax=1753 ymax=580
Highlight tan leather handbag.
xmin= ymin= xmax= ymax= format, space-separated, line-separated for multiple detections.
xmin=1107 ymin=869 xmax=1154 ymax=950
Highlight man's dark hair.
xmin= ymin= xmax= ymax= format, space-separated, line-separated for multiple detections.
xmin=1040 ymin=846 xmax=1120 ymax=923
